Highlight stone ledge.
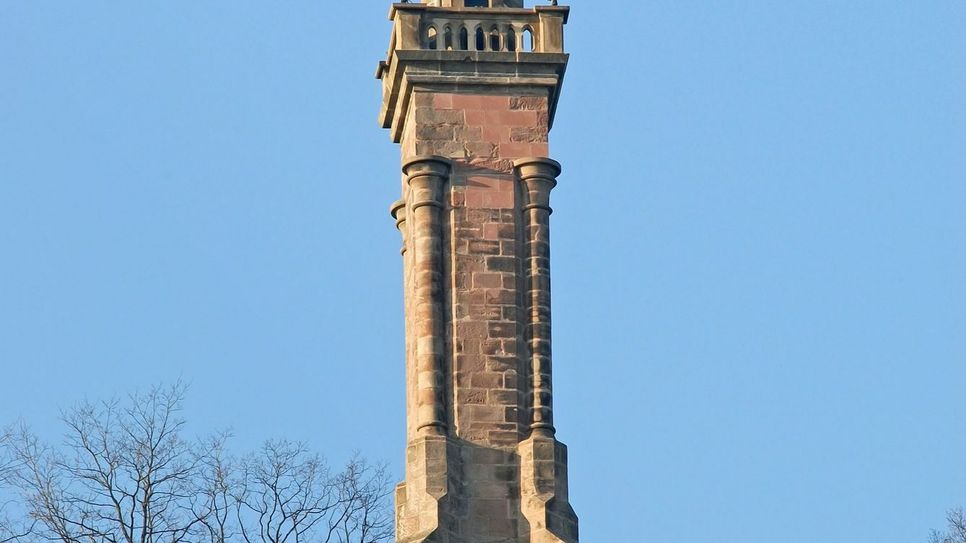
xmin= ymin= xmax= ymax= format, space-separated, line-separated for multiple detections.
xmin=379 ymin=51 xmax=568 ymax=143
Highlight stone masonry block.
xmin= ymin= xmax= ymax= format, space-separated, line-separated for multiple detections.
xmin=415 ymin=107 xmax=465 ymax=125
xmin=464 ymin=110 xmax=485 ymax=125
xmin=510 ymin=127 xmax=549 ymax=143
xmin=472 ymin=272 xmax=503 ymax=289
xmin=416 ymin=125 xmax=455 ymax=140
xmin=510 ymin=96 xmax=549 ymax=111
xmin=488 ymin=322 xmax=515 ymax=338
xmin=485 ymin=256 xmax=516 ymax=272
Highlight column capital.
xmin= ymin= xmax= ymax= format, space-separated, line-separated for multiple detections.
xmin=390 ymin=199 xmax=407 ymax=227
xmin=513 ymin=157 xmax=562 ymax=181
xmin=402 ymin=155 xmax=453 ymax=180
xmin=390 ymin=199 xmax=408 ymax=255
xmin=515 ymin=157 xmax=560 ymax=212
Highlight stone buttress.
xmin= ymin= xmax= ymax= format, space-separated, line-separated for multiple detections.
xmin=379 ymin=2 xmax=577 ymax=542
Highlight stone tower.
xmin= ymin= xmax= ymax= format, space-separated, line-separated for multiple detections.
xmin=377 ymin=1 xmax=576 ymax=542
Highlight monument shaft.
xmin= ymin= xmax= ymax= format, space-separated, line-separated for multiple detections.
xmin=379 ymin=3 xmax=577 ymax=541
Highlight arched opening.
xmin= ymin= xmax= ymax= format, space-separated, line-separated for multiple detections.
xmin=459 ymin=27 xmax=469 ymax=50
xmin=523 ymin=26 xmax=534 ymax=52
xmin=475 ymin=27 xmax=485 ymax=51
xmin=489 ymin=26 xmax=501 ymax=52
xmin=444 ymin=26 xmax=454 ymax=50
xmin=427 ymin=26 xmax=438 ymax=50
xmin=506 ymin=28 xmax=517 ymax=52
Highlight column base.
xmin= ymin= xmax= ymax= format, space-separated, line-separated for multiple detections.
xmin=396 ymin=436 xmax=459 ymax=543
xmin=396 ymin=435 xmax=579 ymax=543
xmin=518 ymin=434 xmax=579 ymax=543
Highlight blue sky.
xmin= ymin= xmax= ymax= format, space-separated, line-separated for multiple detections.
xmin=1 ymin=1 xmax=963 ymax=541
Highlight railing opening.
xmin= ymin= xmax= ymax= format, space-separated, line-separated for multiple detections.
xmin=506 ymin=29 xmax=517 ymax=52
xmin=459 ymin=27 xmax=469 ymax=50
xmin=444 ymin=26 xmax=454 ymax=50
xmin=489 ymin=27 xmax=501 ymax=51
xmin=523 ymin=26 xmax=534 ymax=52
xmin=427 ymin=26 xmax=438 ymax=50
xmin=475 ymin=27 xmax=485 ymax=51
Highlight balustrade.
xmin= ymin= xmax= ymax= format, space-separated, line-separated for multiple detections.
xmin=421 ymin=19 xmax=536 ymax=52
xmin=385 ymin=4 xmax=567 ymax=55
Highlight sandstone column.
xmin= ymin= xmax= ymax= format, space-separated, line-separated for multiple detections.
xmin=515 ymin=158 xmax=561 ymax=437
xmin=403 ymin=156 xmax=452 ymax=437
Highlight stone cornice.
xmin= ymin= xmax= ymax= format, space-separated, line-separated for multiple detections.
xmin=379 ymin=51 xmax=568 ymax=143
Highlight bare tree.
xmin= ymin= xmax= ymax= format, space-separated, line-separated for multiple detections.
xmin=1 ymin=384 xmax=393 ymax=543
xmin=234 ymin=442 xmax=392 ymax=543
xmin=932 ymin=509 xmax=966 ymax=543
xmin=5 ymin=384 xmax=212 ymax=543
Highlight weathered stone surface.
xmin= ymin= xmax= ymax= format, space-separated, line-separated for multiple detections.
xmin=379 ymin=3 xmax=578 ymax=543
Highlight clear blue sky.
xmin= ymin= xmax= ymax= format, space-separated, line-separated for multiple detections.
xmin=1 ymin=2 xmax=963 ymax=541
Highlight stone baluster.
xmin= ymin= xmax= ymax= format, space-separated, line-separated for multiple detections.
xmin=515 ymin=157 xmax=561 ymax=437
xmin=509 ymin=24 xmax=519 ymax=52
xmin=468 ymin=21 xmax=480 ymax=51
xmin=404 ymin=156 xmax=452 ymax=436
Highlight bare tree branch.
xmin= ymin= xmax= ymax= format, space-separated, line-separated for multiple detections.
xmin=0 ymin=428 xmax=33 ymax=543
xmin=932 ymin=508 xmax=966 ymax=543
